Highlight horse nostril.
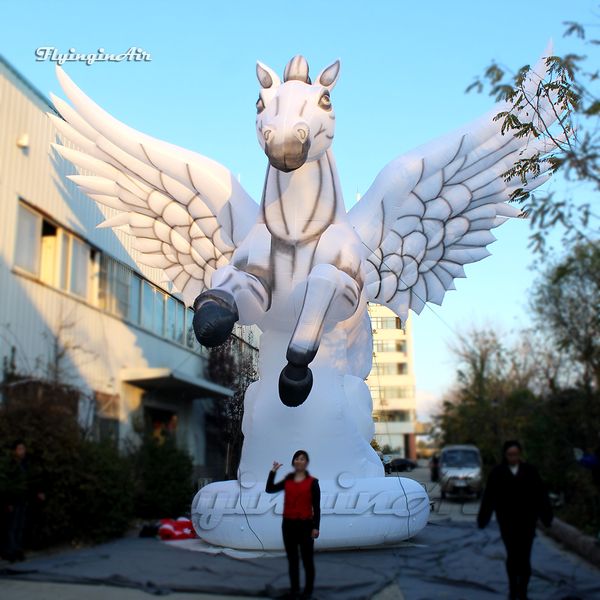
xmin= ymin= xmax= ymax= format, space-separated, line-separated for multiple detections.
xmin=295 ymin=124 xmax=309 ymax=143
xmin=263 ymin=129 xmax=272 ymax=142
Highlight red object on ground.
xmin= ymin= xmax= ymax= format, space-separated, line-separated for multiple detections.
xmin=158 ymin=518 xmax=197 ymax=540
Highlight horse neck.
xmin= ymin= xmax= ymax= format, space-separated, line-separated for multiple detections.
xmin=261 ymin=150 xmax=345 ymax=243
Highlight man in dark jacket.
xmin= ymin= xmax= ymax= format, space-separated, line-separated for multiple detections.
xmin=1 ymin=440 xmax=44 ymax=562
xmin=478 ymin=440 xmax=552 ymax=600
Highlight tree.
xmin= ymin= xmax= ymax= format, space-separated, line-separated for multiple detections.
xmin=207 ymin=332 xmax=258 ymax=478
xmin=531 ymin=242 xmax=600 ymax=390
xmin=436 ymin=328 xmax=545 ymax=466
xmin=467 ymin=16 xmax=599 ymax=256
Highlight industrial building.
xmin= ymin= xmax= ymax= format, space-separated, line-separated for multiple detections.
xmin=0 ymin=55 xmax=258 ymax=480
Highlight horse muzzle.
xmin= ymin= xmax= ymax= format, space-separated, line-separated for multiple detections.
xmin=264 ymin=134 xmax=311 ymax=173
xmin=263 ymin=123 xmax=310 ymax=173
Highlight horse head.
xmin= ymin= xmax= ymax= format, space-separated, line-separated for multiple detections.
xmin=255 ymin=55 xmax=340 ymax=172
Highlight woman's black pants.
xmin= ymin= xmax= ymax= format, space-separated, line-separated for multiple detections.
xmin=500 ymin=524 xmax=535 ymax=600
xmin=282 ymin=518 xmax=314 ymax=595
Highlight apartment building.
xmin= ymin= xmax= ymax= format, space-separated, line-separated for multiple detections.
xmin=367 ymin=304 xmax=417 ymax=459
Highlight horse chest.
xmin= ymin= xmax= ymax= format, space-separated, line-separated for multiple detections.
xmin=262 ymin=160 xmax=338 ymax=244
xmin=269 ymin=238 xmax=319 ymax=294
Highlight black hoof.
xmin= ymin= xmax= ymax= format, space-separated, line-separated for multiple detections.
xmin=193 ymin=291 xmax=238 ymax=347
xmin=278 ymin=363 xmax=313 ymax=407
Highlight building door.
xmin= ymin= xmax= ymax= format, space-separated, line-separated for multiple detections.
xmin=144 ymin=405 xmax=178 ymax=445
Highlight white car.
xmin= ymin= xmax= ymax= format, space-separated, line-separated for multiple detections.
xmin=439 ymin=445 xmax=483 ymax=499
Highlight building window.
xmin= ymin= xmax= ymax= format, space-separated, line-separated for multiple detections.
xmin=369 ymin=386 xmax=415 ymax=400
xmin=141 ymin=281 xmax=155 ymax=330
xmin=372 ymin=363 xmax=409 ymax=376
xmin=14 ymin=201 xmax=199 ymax=351
xmin=40 ymin=221 xmax=58 ymax=285
xmin=166 ymin=296 xmax=176 ymax=341
xmin=99 ymin=255 xmax=127 ymax=316
xmin=371 ymin=316 xmax=402 ymax=330
xmin=175 ymin=302 xmax=185 ymax=344
xmin=373 ymin=410 xmax=411 ymax=422
xmin=186 ymin=308 xmax=195 ymax=348
xmin=94 ymin=392 xmax=120 ymax=444
xmin=113 ymin=262 xmax=131 ymax=316
xmin=69 ymin=236 xmax=90 ymax=298
xmin=15 ymin=201 xmax=91 ymax=298
xmin=59 ymin=231 xmax=69 ymax=289
xmin=154 ymin=291 xmax=165 ymax=336
xmin=14 ymin=203 xmax=42 ymax=275
xmin=373 ymin=340 xmax=407 ymax=353
xmin=129 ymin=274 xmax=141 ymax=325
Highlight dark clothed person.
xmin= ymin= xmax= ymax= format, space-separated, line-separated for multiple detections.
xmin=478 ymin=441 xmax=552 ymax=600
xmin=266 ymin=450 xmax=321 ymax=600
xmin=1 ymin=442 xmax=44 ymax=562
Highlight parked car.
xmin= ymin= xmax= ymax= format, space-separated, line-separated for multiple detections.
xmin=389 ymin=457 xmax=417 ymax=472
xmin=439 ymin=444 xmax=482 ymax=499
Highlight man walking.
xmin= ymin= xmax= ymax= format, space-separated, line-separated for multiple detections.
xmin=477 ymin=440 xmax=553 ymax=600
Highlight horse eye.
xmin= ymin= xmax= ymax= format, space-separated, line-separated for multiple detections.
xmin=319 ymin=93 xmax=332 ymax=111
xmin=256 ymin=97 xmax=265 ymax=114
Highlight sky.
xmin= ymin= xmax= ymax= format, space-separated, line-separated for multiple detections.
xmin=1 ymin=0 xmax=594 ymax=420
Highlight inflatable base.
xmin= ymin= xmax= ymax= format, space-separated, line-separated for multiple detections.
xmin=191 ymin=476 xmax=430 ymax=550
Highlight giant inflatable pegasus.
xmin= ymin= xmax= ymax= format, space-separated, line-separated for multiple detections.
xmin=50 ymin=52 xmax=560 ymax=549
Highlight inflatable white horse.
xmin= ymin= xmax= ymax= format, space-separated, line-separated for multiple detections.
xmin=50 ymin=52 xmax=560 ymax=549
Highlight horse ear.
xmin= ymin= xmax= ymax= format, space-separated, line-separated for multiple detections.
xmin=256 ymin=61 xmax=281 ymax=89
xmin=316 ymin=60 xmax=340 ymax=89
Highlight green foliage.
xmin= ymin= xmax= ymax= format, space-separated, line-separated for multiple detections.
xmin=69 ymin=441 xmax=135 ymax=541
xmin=531 ymin=242 xmax=600 ymax=390
xmin=0 ymin=391 xmax=134 ymax=546
xmin=131 ymin=436 xmax=194 ymax=519
xmin=0 ymin=377 xmax=196 ymax=548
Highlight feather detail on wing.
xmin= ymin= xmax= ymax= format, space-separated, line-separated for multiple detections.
xmin=49 ymin=66 xmax=258 ymax=306
xmin=349 ymin=46 xmax=564 ymax=322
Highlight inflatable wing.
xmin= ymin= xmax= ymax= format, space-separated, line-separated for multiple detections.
xmin=49 ymin=67 xmax=259 ymax=306
xmin=349 ymin=49 xmax=563 ymax=322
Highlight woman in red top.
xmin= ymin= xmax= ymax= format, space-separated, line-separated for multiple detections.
xmin=266 ymin=450 xmax=321 ymax=600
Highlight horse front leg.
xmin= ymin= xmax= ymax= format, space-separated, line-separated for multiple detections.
xmin=192 ymin=265 xmax=270 ymax=347
xmin=279 ymin=263 xmax=360 ymax=407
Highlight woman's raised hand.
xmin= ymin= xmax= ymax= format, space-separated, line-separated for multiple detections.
xmin=272 ymin=461 xmax=283 ymax=472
